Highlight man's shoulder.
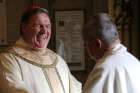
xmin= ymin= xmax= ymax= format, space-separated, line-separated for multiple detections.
xmin=47 ymin=48 xmax=64 ymax=60
xmin=47 ymin=48 xmax=57 ymax=56
xmin=0 ymin=47 xmax=14 ymax=57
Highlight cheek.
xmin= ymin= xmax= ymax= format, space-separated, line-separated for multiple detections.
xmin=47 ymin=30 xmax=51 ymax=37
xmin=88 ymin=46 xmax=97 ymax=56
xmin=24 ymin=26 xmax=36 ymax=36
xmin=86 ymin=46 xmax=93 ymax=55
xmin=27 ymin=31 xmax=37 ymax=38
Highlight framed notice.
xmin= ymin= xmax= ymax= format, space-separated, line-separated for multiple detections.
xmin=55 ymin=11 xmax=85 ymax=70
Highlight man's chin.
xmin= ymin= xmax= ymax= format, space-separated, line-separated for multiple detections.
xmin=88 ymin=54 xmax=97 ymax=61
xmin=33 ymin=43 xmax=47 ymax=49
xmin=90 ymin=56 xmax=96 ymax=61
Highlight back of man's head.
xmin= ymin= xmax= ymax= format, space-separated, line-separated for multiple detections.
xmin=84 ymin=13 xmax=119 ymax=46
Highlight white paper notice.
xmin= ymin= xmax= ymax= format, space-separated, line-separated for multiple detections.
xmin=55 ymin=11 xmax=85 ymax=70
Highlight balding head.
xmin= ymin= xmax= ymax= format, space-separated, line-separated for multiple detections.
xmin=84 ymin=13 xmax=119 ymax=45
xmin=83 ymin=13 xmax=120 ymax=61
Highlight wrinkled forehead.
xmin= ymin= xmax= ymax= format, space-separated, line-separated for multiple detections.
xmin=31 ymin=12 xmax=49 ymax=19
xmin=28 ymin=12 xmax=50 ymax=23
xmin=21 ymin=7 xmax=50 ymax=24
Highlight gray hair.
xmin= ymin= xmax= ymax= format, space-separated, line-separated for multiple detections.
xmin=83 ymin=13 xmax=119 ymax=45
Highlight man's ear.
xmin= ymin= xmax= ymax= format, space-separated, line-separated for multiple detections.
xmin=95 ymin=38 xmax=102 ymax=48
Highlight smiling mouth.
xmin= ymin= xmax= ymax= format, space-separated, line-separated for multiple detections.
xmin=33 ymin=32 xmax=50 ymax=48
xmin=36 ymin=36 xmax=45 ymax=45
xmin=37 ymin=32 xmax=48 ymax=40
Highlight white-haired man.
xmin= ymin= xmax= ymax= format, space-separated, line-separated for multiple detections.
xmin=83 ymin=13 xmax=140 ymax=93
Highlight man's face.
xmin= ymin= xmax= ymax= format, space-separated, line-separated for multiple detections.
xmin=22 ymin=13 xmax=51 ymax=49
xmin=85 ymin=40 xmax=97 ymax=60
xmin=86 ymin=39 xmax=105 ymax=61
xmin=85 ymin=18 xmax=100 ymax=61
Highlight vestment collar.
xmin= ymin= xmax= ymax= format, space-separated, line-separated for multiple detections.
xmin=96 ymin=43 xmax=127 ymax=67
xmin=8 ymin=38 xmax=57 ymax=68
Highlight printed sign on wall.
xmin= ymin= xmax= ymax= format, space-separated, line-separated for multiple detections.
xmin=55 ymin=11 xmax=85 ymax=70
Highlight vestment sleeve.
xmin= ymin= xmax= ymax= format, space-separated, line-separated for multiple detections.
xmin=56 ymin=55 xmax=82 ymax=93
xmin=0 ymin=53 xmax=29 ymax=93
xmin=69 ymin=74 xmax=82 ymax=93
xmin=83 ymin=65 xmax=138 ymax=93
xmin=82 ymin=67 xmax=104 ymax=93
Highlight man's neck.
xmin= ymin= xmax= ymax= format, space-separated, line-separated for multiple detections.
xmin=108 ymin=39 xmax=120 ymax=51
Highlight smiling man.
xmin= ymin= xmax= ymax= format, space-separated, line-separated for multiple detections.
xmin=0 ymin=7 xmax=81 ymax=93
xmin=21 ymin=9 xmax=51 ymax=49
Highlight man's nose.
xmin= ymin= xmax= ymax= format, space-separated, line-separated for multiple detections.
xmin=41 ymin=25 xmax=47 ymax=32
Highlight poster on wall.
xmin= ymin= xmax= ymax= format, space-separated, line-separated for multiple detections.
xmin=0 ymin=0 xmax=7 ymax=45
xmin=55 ymin=11 xmax=85 ymax=70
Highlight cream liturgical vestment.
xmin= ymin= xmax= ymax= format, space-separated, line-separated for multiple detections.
xmin=0 ymin=38 xmax=81 ymax=93
xmin=83 ymin=44 xmax=140 ymax=93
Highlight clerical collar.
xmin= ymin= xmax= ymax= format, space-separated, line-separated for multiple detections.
xmin=96 ymin=43 xmax=126 ymax=67
xmin=8 ymin=38 xmax=58 ymax=68
xmin=15 ymin=38 xmax=47 ymax=52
